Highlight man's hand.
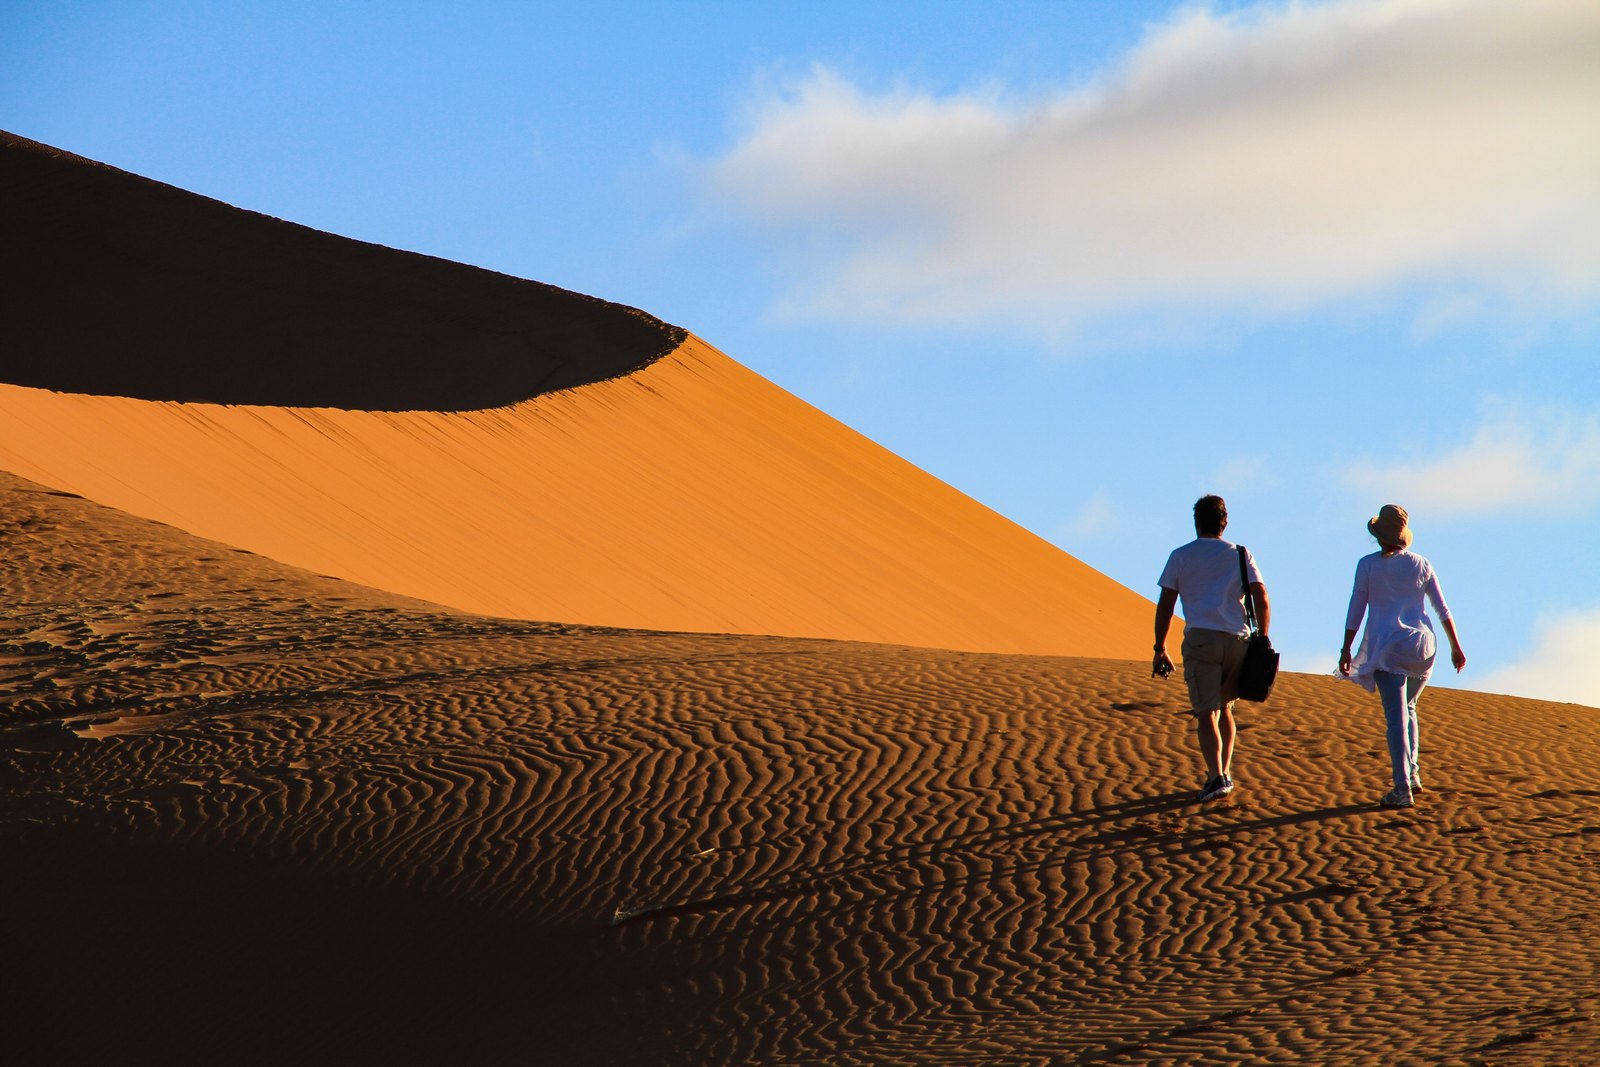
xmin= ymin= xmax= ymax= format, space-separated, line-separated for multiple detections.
xmin=1153 ymin=649 xmax=1175 ymax=679
xmin=1153 ymin=588 xmax=1179 ymax=680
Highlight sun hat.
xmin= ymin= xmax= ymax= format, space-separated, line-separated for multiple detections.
xmin=1367 ymin=503 xmax=1412 ymax=549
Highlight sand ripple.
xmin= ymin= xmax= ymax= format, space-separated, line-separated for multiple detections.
xmin=4 ymin=473 xmax=1597 ymax=1065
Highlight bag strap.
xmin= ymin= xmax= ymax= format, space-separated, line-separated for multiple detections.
xmin=1237 ymin=545 xmax=1259 ymax=635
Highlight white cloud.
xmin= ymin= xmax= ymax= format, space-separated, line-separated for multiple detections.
xmin=1211 ymin=456 xmax=1278 ymax=494
xmin=1475 ymin=608 xmax=1600 ymax=707
xmin=1342 ymin=404 xmax=1600 ymax=515
xmin=1409 ymin=291 xmax=1487 ymax=341
xmin=1058 ymin=489 xmax=1118 ymax=541
xmin=709 ymin=0 xmax=1600 ymax=329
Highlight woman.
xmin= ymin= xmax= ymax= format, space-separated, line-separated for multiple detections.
xmin=1338 ymin=504 xmax=1466 ymax=808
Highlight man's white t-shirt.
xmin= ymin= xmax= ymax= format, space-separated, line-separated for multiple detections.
xmin=1158 ymin=537 xmax=1264 ymax=636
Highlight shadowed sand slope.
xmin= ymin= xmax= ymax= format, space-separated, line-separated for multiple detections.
xmin=4 ymin=474 xmax=1597 ymax=1066
xmin=0 ymin=334 xmax=1151 ymax=656
xmin=0 ymin=131 xmax=682 ymax=409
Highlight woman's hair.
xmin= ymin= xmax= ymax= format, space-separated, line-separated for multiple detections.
xmin=1194 ymin=494 xmax=1227 ymax=536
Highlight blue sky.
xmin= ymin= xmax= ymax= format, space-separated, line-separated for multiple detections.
xmin=4 ymin=1 xmax=1598 ymax=705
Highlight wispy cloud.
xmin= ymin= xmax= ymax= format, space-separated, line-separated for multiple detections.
xmin=708 ymin=0 xmax=1600 ymax=329
xmin=1210 ymin=456 xmax=1278 ymax=495
xmin=1475 ymin=608 xmax=1600 ymax=707
xmin=1058 ymin=489 xmax=1118 ymax=542
xmin=1342 ymin=404 xmax=1600 ymax=515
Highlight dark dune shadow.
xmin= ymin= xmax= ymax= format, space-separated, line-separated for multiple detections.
xmin=1 ymin=131 xmax=683 ymax=410
xmin=1 ymin=827 xmax=641 ymax=1067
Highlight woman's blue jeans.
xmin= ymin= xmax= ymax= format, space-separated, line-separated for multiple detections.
xmin=1374 ymin=670 xmax=1425 ymax=792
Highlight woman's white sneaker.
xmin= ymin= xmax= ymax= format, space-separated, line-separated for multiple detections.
xmin=1380 ymin=788 xmax=1414 ymax=808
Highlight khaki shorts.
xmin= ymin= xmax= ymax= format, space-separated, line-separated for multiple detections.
xmin=1181 ymin=627 xmax=1249 ymax=714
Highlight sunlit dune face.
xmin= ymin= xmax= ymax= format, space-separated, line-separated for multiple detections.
xmin=0 ymin=336 xmax=1154 ymax=656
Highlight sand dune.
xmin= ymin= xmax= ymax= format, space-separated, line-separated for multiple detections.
xmin=1 ymin=129 xmax=1152 ymax=656
xmin=0 ymin=335 xmax=1147 ymax=655
xmin=4 ymin=473 xmax=1596 ymax=1065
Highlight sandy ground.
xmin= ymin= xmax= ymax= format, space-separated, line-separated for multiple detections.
xmin=5 ymin=472 xmax=1596 ymax=1066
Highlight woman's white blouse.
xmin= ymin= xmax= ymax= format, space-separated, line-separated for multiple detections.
xmin=1342 ymin=550 xmax=1452 ymax=691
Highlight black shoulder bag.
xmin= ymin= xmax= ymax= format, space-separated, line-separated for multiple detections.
xmin=1235 ymin=545 xmax=1280 ymax=702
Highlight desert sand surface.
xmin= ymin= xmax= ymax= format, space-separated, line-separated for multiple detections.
xmin=4 ymin=472 xmax=1597 ymax=1066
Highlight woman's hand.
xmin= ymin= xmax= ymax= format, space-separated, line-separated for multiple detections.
xmin=1442 ymin=619 xmax=1466 ymax=673
xmin=1339 ymin=629 xmax=1359 ymax=677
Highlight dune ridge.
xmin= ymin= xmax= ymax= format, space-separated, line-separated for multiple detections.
xmin=4 ymin=472 xmax=1597 ymax=1065
xmin=0 ymin=334 xmax=1153 ymax=656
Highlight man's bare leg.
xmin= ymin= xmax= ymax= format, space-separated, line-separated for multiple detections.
xmin=1196 ymin=709 xmax=1222 ymax=782
xmin=1217 ymin=703 xmax=1237 ymax=778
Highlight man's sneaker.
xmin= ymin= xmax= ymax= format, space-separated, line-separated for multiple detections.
xmin=1410 ymin=772 xmax=1424 ymax=794
xmin=1380 ymin=788 xmax=1414 ymax=808
xmin=1218 ymin=773 xmax=1235 ymax=797
xmin=1199 ymin=776 xmax=1231 ymax=802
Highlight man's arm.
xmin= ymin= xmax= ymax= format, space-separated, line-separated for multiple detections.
xmin=1154 ymin=587 xmax=1179 ymax=676
xmin=1249 ymin=582 xmax=1270 ymax=638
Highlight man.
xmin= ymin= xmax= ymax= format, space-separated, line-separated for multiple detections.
xmin=1153 ymin=495 xmax=1270 ymax=802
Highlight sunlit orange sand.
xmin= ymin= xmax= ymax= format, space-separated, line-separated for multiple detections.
xmin=0 ymin=334 xmax=1150 ymax=656
xmin=3 ymin=133 xmax=1597 ymax=1065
